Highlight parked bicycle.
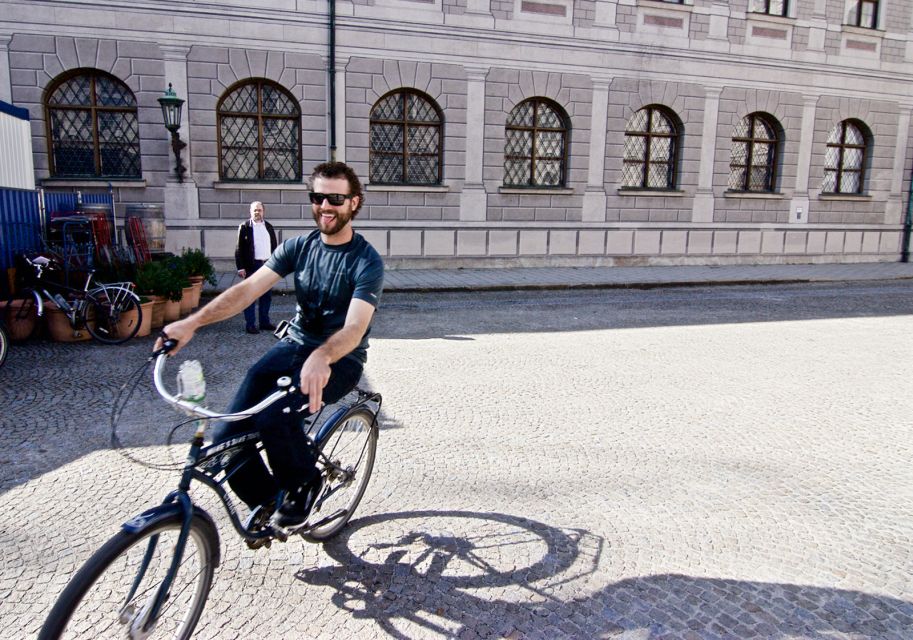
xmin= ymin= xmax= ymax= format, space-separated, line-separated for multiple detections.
xmin=0 ymin=319 xmax=7 ymax=368
xmin=8 ymin=254 xmax=141 ymax=344
xmin=38 ymin=338 xmax=381 ymax=639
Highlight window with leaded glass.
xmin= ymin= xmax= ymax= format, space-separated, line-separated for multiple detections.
xmin=369 ymin=90 xmax=442 ymax=185
xmin=504 ymin=98 xmax=569 ymax=187
xmin=823 ymin=120 xmax=868 ymax=194
xmin=728 ymin=113 xmax=780 ymax=192
xmin=45 ymin=70 xmax=141 ymax=179
xmin=851 ymin=0 xmax=878 ymax=28
xmin=749 ymin=0 xmax=788 ymax=16
xmin=621 ymin=106 xmax=678 ymax=190
xmin=218 ymin=80 xmax=301 ymax=182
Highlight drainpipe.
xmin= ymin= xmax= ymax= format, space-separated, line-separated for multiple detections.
xmin=328 ymin=0 xmax=337 ymax=161
xmin=903 ymin=161 xmax=913 ymax=262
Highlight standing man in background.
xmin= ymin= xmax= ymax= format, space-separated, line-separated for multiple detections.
xmin=236 ymin=201 xmax=278 ymax=334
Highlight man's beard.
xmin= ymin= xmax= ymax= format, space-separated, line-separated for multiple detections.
xmin=313 ymin=207 xmax=352 ymax=236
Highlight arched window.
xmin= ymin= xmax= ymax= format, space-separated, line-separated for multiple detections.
xmin=823 ymin=119 xmax=869 ymax=194
xmin=45 ymin=70 xmax=141 ymax=178
xmin=728 ymin=113 xmax=780 ymax=192
xmin=369 ymin=90 xmax=443 ymax=185
xmin=218 ymin=79 xmax=301 ymax=182
xmin=621 ymin=106 xmax=679 ymax=190
xmin=504 ymin=98 xmax=569 ymax=187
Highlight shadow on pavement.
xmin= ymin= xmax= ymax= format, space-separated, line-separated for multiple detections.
xmin=296 ymin=509 xmax=913 ymax=639
xmin=0 ymin=319 xmax=404 ymax=494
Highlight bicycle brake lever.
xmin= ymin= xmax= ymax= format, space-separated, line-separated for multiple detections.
xmin=151 ymin=335 xmax=179 ymax=358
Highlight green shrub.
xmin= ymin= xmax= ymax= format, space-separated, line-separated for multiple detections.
xmin=165 ymin=255 xmax=191 ymax=290
xmin=180 ymin=247 xmax=216 ymax=286
xmin=135 ymin=260 xmax=184 ymax=302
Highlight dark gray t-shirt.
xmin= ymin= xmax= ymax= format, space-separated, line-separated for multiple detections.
xmin=265 ymin=230 xmax=384 ymax=363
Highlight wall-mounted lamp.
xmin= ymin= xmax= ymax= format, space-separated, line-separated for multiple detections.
xmin=158 ymin=83 xmax=187 ymax=183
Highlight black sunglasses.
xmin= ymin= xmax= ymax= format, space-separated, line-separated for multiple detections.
xmin=309 ymin=192 xmax=354 ymax=206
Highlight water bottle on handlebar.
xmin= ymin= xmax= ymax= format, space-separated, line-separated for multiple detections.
xmin=177 ymin=360 xmax=206 ymax=406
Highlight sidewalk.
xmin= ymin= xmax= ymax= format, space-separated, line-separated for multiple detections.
xmin=205 ymin=261 xmax=913 ymax=294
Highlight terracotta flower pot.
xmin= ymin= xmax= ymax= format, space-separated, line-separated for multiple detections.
xmin=110 ymin=303 xmax=140 ymax=340
xmin=3 ymin=298 xmax=38 ymax=341
xmin=150 ymin=295 xmax=167 ymax=329
xmin=45 ymin=301 xmax=91 ymax=342
xmin=136 ymin=300 xmax=154 ymax=338
xmin=179 ymin=286 xmax=195 ymax=315
xmin=163 ymin=298 xmax=182 ymax=322
xmin=188 ymin=275 xmax=204 ymax=309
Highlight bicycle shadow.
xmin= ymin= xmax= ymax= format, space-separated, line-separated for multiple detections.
xmin=294 ymin=509 xmax=913 ymax=639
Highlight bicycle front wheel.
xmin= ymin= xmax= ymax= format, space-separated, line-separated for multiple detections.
xmin=38 ymin=510 xmax=219 ymax=640
xmin=86 ymin=288 xmax=142 ymax=344
xmin=304 ymin=408 xmax=378 ymax=541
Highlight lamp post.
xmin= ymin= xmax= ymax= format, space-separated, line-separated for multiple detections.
xmin=158 ymin=83 xmax=187 ymax=183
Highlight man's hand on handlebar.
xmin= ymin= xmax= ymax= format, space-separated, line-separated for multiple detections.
xmin=153 ymin=318 xmax=198 ymax=356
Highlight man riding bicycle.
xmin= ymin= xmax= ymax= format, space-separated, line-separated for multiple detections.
xmin=156 ymin=161 xmax=384 ymax=529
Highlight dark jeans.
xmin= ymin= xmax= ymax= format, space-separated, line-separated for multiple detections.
xmin=211 ymin=337 xmax=363 ymax=509
xmin=243 ymin=259 xmax=272 ymax=329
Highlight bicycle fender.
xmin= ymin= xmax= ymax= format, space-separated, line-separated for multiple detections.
xmin=121 ymin=502 xmax=218 ymax=538
xmin=314 ymin=406 xmax=349 ymax=443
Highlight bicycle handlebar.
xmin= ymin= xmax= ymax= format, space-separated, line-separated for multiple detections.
xmin=152 ymin=350 xmax=295 ymax=422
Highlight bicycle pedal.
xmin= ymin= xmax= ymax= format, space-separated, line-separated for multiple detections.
xmin=244 ymin=537 xmax=272 ymax=550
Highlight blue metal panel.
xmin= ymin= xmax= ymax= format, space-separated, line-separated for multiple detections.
xmin=82 ymin=192 xmax=113 ymax=207
xmin=0 ymin=188 xmax=115 ymax=273
xmin=44 ymin=191 xmax=78 ymax=215
xmin=0 ymin=188 xmax=41 ymax=272
xmin=44 ymin=190 xmax=113 ymax=216
xmin=0 ymin=100 xmax=29 ymax=121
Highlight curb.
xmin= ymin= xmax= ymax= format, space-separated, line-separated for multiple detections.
xmin=202 ymin=274 xmax=913 ymax=296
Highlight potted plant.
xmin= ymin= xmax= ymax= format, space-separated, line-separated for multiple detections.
xmin=180 ymin=248 xmax=215 ymax=309
xmin=165 ymin=255 xmax=195 ymax=317
xmin=135 ymin=295 xmax=154 ymax=337
xmin=135 ymin=260 xmax=184 ymax=327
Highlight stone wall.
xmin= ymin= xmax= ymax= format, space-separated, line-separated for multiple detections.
xmin=483 ymin=69 xmax=591 ymax=223
xmin=2 ymin=0 xmax=911 ymax=267
xmin=8 ymin=34 xmax=169 ymax=208
xmin=187 ymin=46 xmax=326 ymax=225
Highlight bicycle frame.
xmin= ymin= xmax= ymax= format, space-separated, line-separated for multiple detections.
xmin=20 ymin=256 xmax=138 ymax=328
xmin=187 ymin=389 xmax=382 ymax=541
xmin=121 ymin=350 xmax=381 ymax=633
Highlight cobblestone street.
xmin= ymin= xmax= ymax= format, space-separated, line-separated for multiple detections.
xmin=2 ymin=282 xmax=913 ymax=639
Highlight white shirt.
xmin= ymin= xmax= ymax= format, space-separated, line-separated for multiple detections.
xmin=252 ymin=221 xmax=271 ymax=260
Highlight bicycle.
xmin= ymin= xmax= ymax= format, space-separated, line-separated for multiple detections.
xmin=8 ymin=254 xmax=142 ymax=344
xmin=38 ymin=338 xmax=381 ymax=639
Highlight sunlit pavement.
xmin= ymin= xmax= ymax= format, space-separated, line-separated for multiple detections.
xmin=2 ymin=281 xmax=913 ymax=639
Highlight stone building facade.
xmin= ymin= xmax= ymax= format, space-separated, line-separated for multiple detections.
xmin=2 ymin=0 xmax=911 ymax=267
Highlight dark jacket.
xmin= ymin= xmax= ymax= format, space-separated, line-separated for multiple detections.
xmin=235 ymin=219 xmax=278 ymax=272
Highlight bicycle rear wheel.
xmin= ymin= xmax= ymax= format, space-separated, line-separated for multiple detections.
xmin=0 ymin=323 xmax=7 ymax=367
xmin=38 ymin=510 xmax=219 ymax=640
xmin=86 ymin=287 xmax=142 ymax=344
xmin=304 ymin=408 xmax=378 ymax=541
